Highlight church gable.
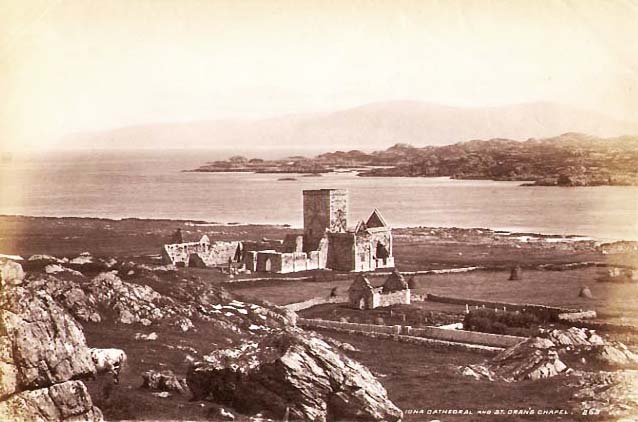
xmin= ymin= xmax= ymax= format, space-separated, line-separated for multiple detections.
xmin=382 ymin=270 xmax=408 ymax=293
xmin=366 ymin=209 xmax=388 ymax=228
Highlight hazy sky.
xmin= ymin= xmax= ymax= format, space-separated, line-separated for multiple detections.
xmin=1 ymin=0 xmax=637 ymax=150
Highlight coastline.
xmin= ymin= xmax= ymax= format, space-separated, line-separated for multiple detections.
xmin=0 ymin=213 xmax=631 ymax=244
xmin=1 ymin=214 xmax=636 ymax=271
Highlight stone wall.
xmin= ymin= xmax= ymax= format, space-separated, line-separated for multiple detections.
xmin=327 ymin=233 xmax=355 ymax=271
xmin=426 ymin=293 xmax=588 ymax=319
xmin=202 ymin=241 xmax=241 ymax=266
xmin=377 ymin=289 xmax=411 ymax=307
xmin=256 ymin=251 xmax=282 ymax=273
xmin=284 ymin=295 xmax=349 ymax=312
xmin=298 ymin=318 xmax=506 ymax=355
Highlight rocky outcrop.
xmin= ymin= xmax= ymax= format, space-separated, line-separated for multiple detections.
xmin=0 ymin=263 xmax=102 ymax=421
xmin=571 ymin=370 xmax=638 ymax=417
xmin=188 ymin=330 xmax=402 ymax=421
xmin=0 ymin=381 xmax=102 ymax=422
xmin=0 ymin=259 xmax=24 ymax=288
xmin=460 ymin=337 xmax=567 ymax=382
xmin=462 ymin=328 xmax=638 ymax=384
xmin=141 ymin=369 xmax=189 ymax=395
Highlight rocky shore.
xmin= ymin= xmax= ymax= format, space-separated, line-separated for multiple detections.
xmin=189 ymin=133 xmax=638 ymax=187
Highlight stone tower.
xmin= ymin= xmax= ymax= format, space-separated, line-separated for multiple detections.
xmin=303 ymin=189 xmax=348 ymax=251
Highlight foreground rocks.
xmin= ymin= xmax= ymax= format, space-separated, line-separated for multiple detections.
xmin=188 ymin=330 xmax=402 ymax=422
xmin=570 ymin=370 xmax=638 ymax=417
xmin=462 ymin=328 xmax=638 ymax=383
xmin=0 ymin=263 xmax=102 ymax=421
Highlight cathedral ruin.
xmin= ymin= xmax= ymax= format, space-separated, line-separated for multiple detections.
xmin=163 ymin=188 xmax=395 ymax=273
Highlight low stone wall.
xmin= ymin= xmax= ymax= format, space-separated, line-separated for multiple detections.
xmin=298 ymin=318 xmax=521 ymax=352
xmin=284 ymin=295 xmax=348 ymax=312
xmin=377 ymin=289 xmax=410 ymax=307
xmin=405 ymin=325 xmax=523 ymax=348
xmin=426 ymin=293 xmax=589 ymax=318
xmin=558 ymin=310 xmax=598 ymax=322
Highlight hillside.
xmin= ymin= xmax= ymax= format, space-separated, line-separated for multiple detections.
xmin=62 ymin=101 xmax=638 ymax=151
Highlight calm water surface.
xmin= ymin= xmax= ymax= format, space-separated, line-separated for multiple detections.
xmin=1 ymin=150 xmax=636 ymax=241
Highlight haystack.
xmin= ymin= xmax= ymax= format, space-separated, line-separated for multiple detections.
xmin=509 ymin=265 xmax=522 ymax=281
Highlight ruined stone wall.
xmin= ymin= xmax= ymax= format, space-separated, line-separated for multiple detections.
xmin=327 ymin=233 xmax=356 ymax=271
xmin=328 ymin=189 xmax=348 ymax=233
xmin=377 ymin=289 xmax=410 ymax=307
xmin=354 ymin=233 xmax=373 ymax=272
xmin=280 ymin=253 xmax=295 ymax=273
xmin=283 ymin=235 xmax=304 ymax=253
xmin=201 ymin=241 xmax=241 ymax=266
xmin=244 ymin=251 xmax=257 ymax=272
xmin=163 ymin=241 xmax=209 ymax=266
xmin=293 ymin=252 xmax=307 ymax=272
xmin=256 ymin=251 xmax=282 ymax=273
xmin=317 ymin=237 xmax=329 ymax=269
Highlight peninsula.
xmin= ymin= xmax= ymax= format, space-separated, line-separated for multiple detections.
xmin=190 ymin=133 xmax=638 ymax=186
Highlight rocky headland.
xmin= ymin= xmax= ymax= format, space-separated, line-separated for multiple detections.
xmin=190 ymin=133 xmax=638 ymax=186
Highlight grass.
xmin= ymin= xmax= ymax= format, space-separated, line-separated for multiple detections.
xmin=319 ymin=330 xmax=590 ymax=422
xmin=410 ymin=267 xmax=638 ymax=325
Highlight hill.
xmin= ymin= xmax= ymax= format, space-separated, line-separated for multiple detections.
xmin=62 ymin=101 xmax=638 ymax=151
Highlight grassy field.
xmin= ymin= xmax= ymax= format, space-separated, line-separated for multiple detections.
xmin=317 ymin=330 xmax=589 ymax=422
xmin=411 ymin=267 xmax=638 ymax=325
xmin=233 ymin=267 xmax=638 ymax=328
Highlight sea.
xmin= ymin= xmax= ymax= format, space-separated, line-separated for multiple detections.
xmin=1 ymin=149 xmax=637 ymax=241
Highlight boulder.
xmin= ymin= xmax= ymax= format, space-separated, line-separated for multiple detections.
xmin=188 ymin=330 xmax=402 ymax=422
xmin=141 ymin=369 xmax=189 ymax=394
xmin=490 ymin=337 xmax=567 ymax=381
xmin=0 ymin=284 xmax=102 ymax=421
xmin=26 ymin=275 xmax=101 ymax=323
xmin=579 ymin=285 xmax=593 ymax=298
xmin=0 ymin=380 xmax=102 ymax=422
xmin=0 ymin=287 xmax=96 ymax=396
xmin=572 ymin=370 xmax=638 ymax=417
xmin=28 ymin=254 xmax=61 ymax=263
xmin=0 ymin=259 xmax=24 ymax=287
xmin=70 ymin=252 xmax=94 ymax=265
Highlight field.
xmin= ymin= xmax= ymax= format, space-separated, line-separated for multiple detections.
xmin=2 ymin=215 xmax=637 ymax=421
xmin=315 ymin=330 xmax=588 ymax=422
xmin=230 ymin=266 xmax=638 ymax=325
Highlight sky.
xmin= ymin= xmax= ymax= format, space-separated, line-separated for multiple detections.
xmin=1 ymin=0 xmax=637 ymax=151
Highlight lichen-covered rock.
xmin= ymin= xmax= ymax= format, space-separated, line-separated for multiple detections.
xmin=141 ymin=369 xmax=189 ymax=394
xmin=188 ymin=330 xmax=402 ymax=422
xmin=0 ymin=380 xmax=102 ymax=422
xmin=0 ymin=287 xmax=96 ymax=396
xmin=27 ymin=275 xmax=101 ymax=323
xmin=571 ymin=370 xmax=638 ymax=417
xmin=0 ymin=278 xmax=101 ymax=421
xmin=0 ymin=259 xmax=24 ymax=287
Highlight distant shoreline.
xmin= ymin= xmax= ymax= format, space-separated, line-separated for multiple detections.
xmin=0 ymin=213 xmax=629 ymax=244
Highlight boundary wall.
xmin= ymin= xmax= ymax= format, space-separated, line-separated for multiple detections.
xmin=298 ymin=318 xmax=524 ymax=351
xmin=426 ymin=294 xmax=595 ymax=319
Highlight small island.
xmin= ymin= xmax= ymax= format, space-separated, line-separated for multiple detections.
xmin=190 ymin=133 xmax=638 ymax=186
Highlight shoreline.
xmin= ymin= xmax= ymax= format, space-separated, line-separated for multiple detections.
xmin=0 ymin=213 xmax=631 ymax=244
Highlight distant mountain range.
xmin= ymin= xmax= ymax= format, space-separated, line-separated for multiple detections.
xmin=63 ymin=101 xmax=638 ymax=151
xmin=193 ymin=133 xmax=638 ymax=187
